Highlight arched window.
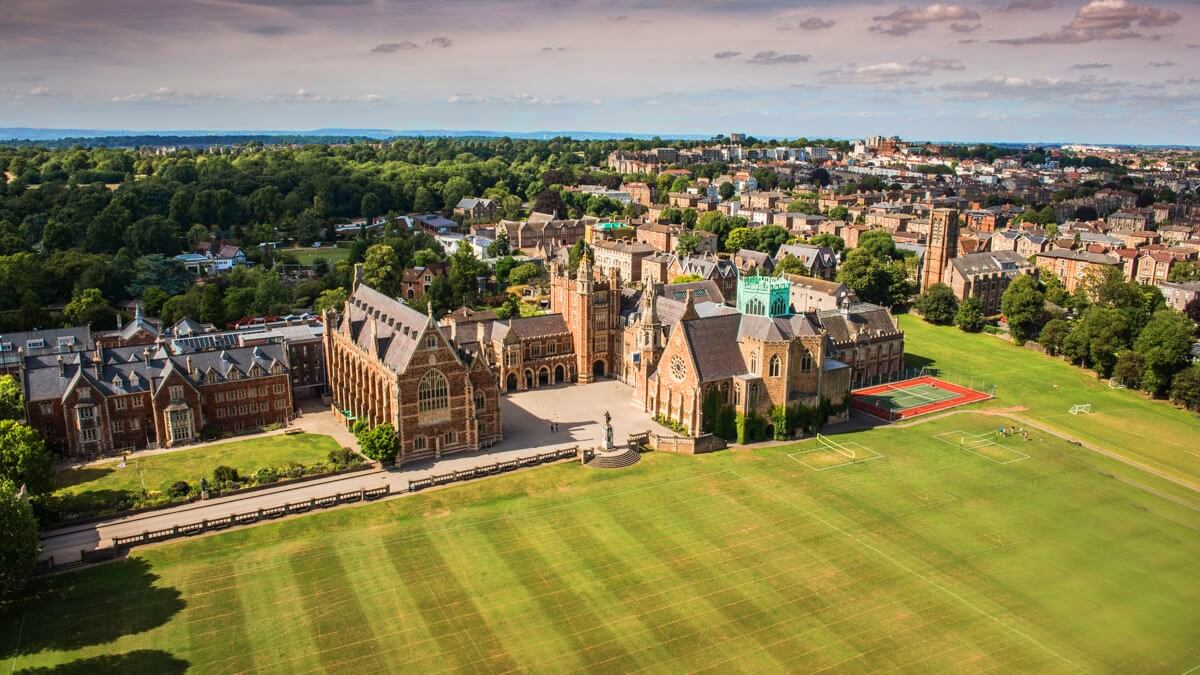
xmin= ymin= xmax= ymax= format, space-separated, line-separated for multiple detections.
xmin=425 ymin=334 xmax=437 ymax=349
xmin=474 ymin=390 xmax=485 ymax=411
xmin=418 ymin=369 xmax=449 ymax=419
xmin=445 ymin=430 xmax=457 ymax=445
xmin=414 ymin=435 xmax=426 ymax=450
xmin=770 ymin=296 xmax=786 ymax=316
xmin=769 ymin=355 xmax=781 ymax=378
xmin=749 ymin=351 xmax=758 ymax=374
xmin=746 ymin=298 xmax=764 ymax=315
xmin=800 ymin=350 xmax=813 ymax=372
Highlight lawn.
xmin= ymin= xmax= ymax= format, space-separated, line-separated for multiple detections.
xmin=50 ymin=433 xmax=343 ymax=519
xmin=898 ymin=316 xmax=1200 ymax=493
xmin=5 ymin=412 xmax=1199 ymax=673
xmin=283 ymin=246 xmax=352 ymax=264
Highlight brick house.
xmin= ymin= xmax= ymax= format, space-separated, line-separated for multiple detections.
xmin=399 ymin=263 xmax=448 ymax=301
xmin=946 ymin=250 xmax=1037 ymax=316
xmin=453 ymin=198 xmax=497 ymax=222
xmin=1035 ymin=249 xmax=1123 ymax=294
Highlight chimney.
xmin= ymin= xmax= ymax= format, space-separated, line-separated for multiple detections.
xmin=142 ymin=348 xmax=151 ymax=365
xmin=57 ymin=354 xmax=65 ymax=377
xmin=92 ymin=356 xmax=101 ymax=378
xmin=186 ymin=355 xmax=194 ymax=376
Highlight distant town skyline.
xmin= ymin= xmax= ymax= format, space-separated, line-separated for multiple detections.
xmin=2 ymin=0 xmax=1198 ymax=145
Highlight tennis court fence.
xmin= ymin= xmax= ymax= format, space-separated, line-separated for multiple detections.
xmin=856 ymin=367 xmax=997 ymax=398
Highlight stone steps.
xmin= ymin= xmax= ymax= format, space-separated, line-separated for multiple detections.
xmin=586 ymin=447 xmax=641 ymax=469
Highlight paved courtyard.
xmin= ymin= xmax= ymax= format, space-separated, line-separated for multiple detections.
xmin=496 ymin=379 xmax=658 ymax=452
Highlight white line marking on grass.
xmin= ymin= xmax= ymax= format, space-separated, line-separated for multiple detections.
xmin=9 ymin=614 xmax=23 ymax=674
xmin=934 ymin=431 xmax=1030 ymax=465
xmin=788 ymin=441 xmax=884 ymax=471
xmin=729 ymin=471 xmax=1085 ymax=673
xmin=1181 ymin=663 xmax=1200 ymax=675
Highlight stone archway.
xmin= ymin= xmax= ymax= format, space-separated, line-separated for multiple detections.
xmin=592 ymin=360 xmax=606 ymax=377
xmin=537 ymin=367 xmax=550 ymax=386
xmin=524 ymin=369 xmax=535 ymax=390
xmin=506 ymin=373 xmax=518 ymax=392
xmin=554 ymin=364 xmax=565 ymax=383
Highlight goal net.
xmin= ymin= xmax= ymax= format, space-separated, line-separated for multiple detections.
xmin=816 ymin=433 xmax=856 ymax=460
xmin=1108 ymin=378 xmax=1126 ymax=390
xmin=1068 ymin=404 xmax=1092 ymax=415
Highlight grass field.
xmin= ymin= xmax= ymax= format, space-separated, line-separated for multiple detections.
xmin=899 ymin=316 xmax=1200 ymax=492
xmin=52 ymin=433 xmax=342 ymax=516
xmin=283 ymin=246 xmax=352 ymax=264
xmin=5 ymin=412 xmax=1199 ymax=673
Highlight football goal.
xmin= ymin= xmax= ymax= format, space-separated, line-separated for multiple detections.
xmin=1068 ymin=404 xmax=1092 ymax=415
xmin=1108 ymin=378 xmax=1126 ymax=390
xmin=816 ymin=433 xmax=856 ymax=460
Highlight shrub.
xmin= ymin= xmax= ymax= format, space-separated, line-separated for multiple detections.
xmin=328 ymin=447 xmax=358 ymax=468
xmin=282 ymin=461 xmax=305 ymax=479
xmin=166 ymin=481 xmax=191 ymax=498
xmin=212 ymin=465 xmax=239 ymax=486
xmin=254 ymin=467 xmax=279 ymax=485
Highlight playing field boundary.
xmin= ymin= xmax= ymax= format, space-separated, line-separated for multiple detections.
xmin=852 ymin=376 xmax=992 ymax=422
xmin=933 ymin=430 xmax=1031 ymax=465
xmin=788 ymin=437 xmax=884 ymax=471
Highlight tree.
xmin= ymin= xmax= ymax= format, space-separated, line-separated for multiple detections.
xmin=718 ymin=181 xmax=735 ymax=200
xmin=125 ymin=215 xmax=181 ymax=256
xmin=493 ymin=293 xmax=522 ymax=319
xmin=827 ymin=206 xmax=849 ymax=221
xmin=671 ymin=273 xmax=703 ymax=283
xmin=362 ymin=244 xmax=400 ymax=295
xmin=532 ymin=189 xmax=565 ymax=217
xmin=508 ymin=262 xmax=542 ymax=286
xmin=915 ymin=284 xmax=958 ymax=325
xmin=568 ymin=239 xmax=592 ymax=273
xmin=724 ymin=227 xmax=759 ymax=253
xmin=361 ymin=192 xmax=381 ymax=225
xmin=774 ymin=254 xmax=808 ymax=277
xmin=1133 ymin=310 xmax=1197 ymax=396
xmin=0 ymin=420 xmax=53 ymax=496
xmin=1168 ymin=261 xmax=1200 ymax=283
xmin=808 ymin=233 xmax=844 ymax=253
xmin=1000 ymin=274 xmax=1045 ymax=345
xmin=1168 ymin=366 xmax=1200 ymax=411
xmin=186 ymin=224 xmax=210 ymax=249
xmin=493 ymin=255 xmax=517 ymax=285
xmin=442 ymin=176 xmax=473 ymax=212
xmin=0 ymin=376 xmax=23 ymax=421
xmin=675 ymin=232 xmax=701 ymax=257
xmin=1037 ymin=318 xmax=1071 ymax=356
xmin=357 ymin=424 xmax=399 ymax=463
xmin=1112 ymin=351 xmax=1145 ymax=390
xmin=253 ymin=271 xmax=290 ymax=314
xmin=199 ymin=284 xmax=224 ymax=325
xmin=65 ymin=288 xmax=112 ymax=328
xmin=955 ymin=296 xmax=985 ymax=332
xmin=695 ymin=210 xmax=728 ymax=238
xmin=449 ymin=240 xmax=487 ymax=307
xmin=0 ymin=478 xmax=39 ymax=602
xmin=486 ymin=231 xmax=511 ymax=258
xmin=836 ymin=248 xmax=911 ymax=308
xmin=757 ymin=225 xmax=790 ymax=256
xmin=313 ymin=288 xmax=349 ymax=314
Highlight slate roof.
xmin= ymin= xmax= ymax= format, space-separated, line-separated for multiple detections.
xmin=0 ymin=326 xmax=93 ymax=359
xmin=950 ymin=250 xmax=1033 ymax=277
xmin=342 ymin=283 xmax=435 ymax=373
xmin=775 ymin=243 xmax=836 ymax=268
xmin=815 ymin=303 xmax=901 ymax=345
xmin=491 ymin=314 xmax=570 ymax=342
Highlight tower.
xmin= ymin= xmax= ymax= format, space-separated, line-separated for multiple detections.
xmin=921 ymin=208 xmax=959 ymax=292
xmin=633 ymin=280 xmax=665 ymax=405
xmin=549 ymin=256 xmax=620 ymax=384
xmin=737 ymin=275 xmax=792 ymax=317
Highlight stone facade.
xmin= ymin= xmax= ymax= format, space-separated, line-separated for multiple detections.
xmin=548 ymin=258 xmax=623 ymax=382
xmin=946 ymin=250 xmax=1037 ymax=316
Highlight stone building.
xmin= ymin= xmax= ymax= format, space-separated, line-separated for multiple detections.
xmin=667 ymin=253 xmax=739 ymax=304
xmin=945 ymin=250 xmax=1037 ymax=316
xmin=441 ymin=312 xmax=576 ymax=393
xmin=774 ymin=243 xmax=838 ymax=280
xmin=323 ymin=281 xmax=502 ymax=466
xmin=497 ymin=213 xmax=593 ymax=251
xmin=920 ymin=208 xmax=960 ymax=292
xmin=1035 ymin=248 xmax=1123 ymax=293
xmin=548 ymin=257 xmax=624 ymax=382
xmin=592 ymin=238 xmax=656 ymax=283
xmin=23 ymin=342 xmax=293 ymax=456
xmin=815 ymin=302 xmax=905 ymax=388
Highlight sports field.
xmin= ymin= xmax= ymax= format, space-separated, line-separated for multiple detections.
xmin=851 ymin=376 xmax=990 ymax=421
xmin=5 ymin=412 xmax=1199 ymax=673
xmin=899 ymin=317 xmax=1200 ymax=493
xmin=861 ymin=382 xmax=957 ymax=409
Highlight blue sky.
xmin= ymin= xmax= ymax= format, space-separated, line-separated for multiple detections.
xmin=1 ymin=0 xmax=1197 ymax=144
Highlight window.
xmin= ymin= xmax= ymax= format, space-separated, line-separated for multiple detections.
xmin=216 ymin=392 xmax=225 ymax=403
xmin=40 ymin=403 xmax=53 ymax=416
xmin=113 ymin=419 xmax=124 ymax=433
xmin=26 ymin=338 xmax=45 ymax=350
xmin=0 ymin=342 xmax=11 ymax=352
xmin=413 ymin=436 xmax=426 ymax=451
xmin=78 ymin=406 xmax=95 ymax=420
xmin=57 ymin=336 xmax=75 ymax=348
xmin=749 ymin=351 xmax=758 ymax=374
xmin=239 ymin=404 xmax=248 ymax=415
xmin=444 ymin=430 xmax=457 ymax=445
xmin=749 ymin=385 xmax=758 ymax=407
xmin=130 ymin=418 xmax=140 ymax=431
xmin=768 ymin=355 xmax=781 ymax=378
xmin=670 ymin=355 xmax=686 ymax=382
xmin=548 ymin=341 xmax=556 ymax=355
xmin=800 ymin=350 xmax=813 ymax=372
xmin=114 ymin=398 xmax=127 ymax=411
xmin=80 ymin=427 xmax=98 ymax=443
xmin=169 ymin=385 xmax=184 ymax=401
xmin=425 ymin=334 xmax=438 ymax=349
xmin=217 ymin=408 xmax=226 ymax=419
xmin=273 ymin=384 xmax=284 ymax=395
xmin=475 ymin=390 xmax=485 ymax=411
xmin=275 ymin=400 xmax=286 ymax=410
xmin=259 ymin=386 xmax=268 ymax=397
xmin=132 ymin=396 xmax=144 ymax=408
xmin=418 ymin=369 xmax=449 ymax=419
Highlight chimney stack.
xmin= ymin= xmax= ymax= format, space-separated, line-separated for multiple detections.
xmin=142 ymin=348 xmax=151 ymax=365
xmin=56 ymin=354 xmax=65 ymax=377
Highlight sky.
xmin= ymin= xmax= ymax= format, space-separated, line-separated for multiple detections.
xmin=1 ymin=0 xmax=1198 ymax=144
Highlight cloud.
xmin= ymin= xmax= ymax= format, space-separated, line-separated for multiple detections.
xmin=427 ymin=36 xmax=452 ymax=48
xmin=1070 ymin=62 xmax=1112 ymax=69
xmin=1147 ymin=60 xmax=1176 ymax=68
xmin=949 ymin=22 xmax=980 ymax=32
xmin=264 ymin=89 xmax=384 ymax=104
xmin=1002 ymin=0 xmax=1054 ymax=10
xmin=992 ymin=0 xmax=1181 ymax=45
xmin=447 ymin=92 xmax=566 ymax=105
xmin=608 ymin=15 xmax=629 ymax=22
xmin=820 ymin=54 xmax=965 ymax=85
xmin=746 ymin=50 xmax=810 ymax=65
xmin=870 ymin=4 xmax=981 ymax=35
xmin=911 ymin=54 xmax=966 ymax=70
xmin=713 ymin=50 xmax=741 ymax=59
xmin=1189 ymin=43 xmax=1200 ymax=49
xmin=372 ymin=41 xmax=419 ymax=53
xmin=245 ymin=24 xmax=293 ymax=36
xmin=778 ymin=17 xmax=835 ymax=30
xmin=111 ymin=87 xmax=227 ymax=104
xmin=957 ymin=38 xmax=978 ymax=43
xmin=540 ymin=46 xmax=567 ymax=52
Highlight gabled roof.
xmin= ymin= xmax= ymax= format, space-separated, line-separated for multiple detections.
xmin=342 ymin=283 xmax=436 ymax=373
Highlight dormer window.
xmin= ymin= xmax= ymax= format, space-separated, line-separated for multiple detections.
xmin=26 ymin=339 xmax=45 ymax=350
xmin=425 ymin=334 xmax=437 ymax=349
xmin=57 ymin=336 xmax=75 ymax=347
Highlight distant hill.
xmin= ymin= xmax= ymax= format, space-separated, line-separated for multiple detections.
xmin=0 ymin=127 xmax=714 ymax=145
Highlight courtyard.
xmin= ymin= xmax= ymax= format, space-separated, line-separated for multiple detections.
xmin=495 ymin=378 xmax=659 ymax=453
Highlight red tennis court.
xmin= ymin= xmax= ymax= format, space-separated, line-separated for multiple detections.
xmin=851 ymin=376 xmax=992 ymax=421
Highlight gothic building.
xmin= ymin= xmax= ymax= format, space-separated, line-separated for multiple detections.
xmin=548 ymin=257 xmax=623 ymax=382
xmin=323 ymin=280 xmax=502 ymax=466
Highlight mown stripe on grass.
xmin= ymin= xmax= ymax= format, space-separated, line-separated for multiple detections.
xmin=477 ymin=517 xmax=642 ymax=672
xmin=287 ymin=543 xmax=390 ymax=673
xmin=381 ymin=527 xmax=519 ymax=672
xmin=180 ymin=562 xmax=253 ymax=673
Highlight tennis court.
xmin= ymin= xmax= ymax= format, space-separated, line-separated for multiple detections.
xmin=852 ymin=376 xmax=993 ymax=421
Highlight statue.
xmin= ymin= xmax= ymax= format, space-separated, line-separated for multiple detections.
xmin=603 ymin=410 xmax=614 ymax=450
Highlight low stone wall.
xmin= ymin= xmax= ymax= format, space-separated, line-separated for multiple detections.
xmin=649 ymin=432 xmax=727 ymax=455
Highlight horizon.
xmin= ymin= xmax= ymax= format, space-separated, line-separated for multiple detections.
xmin=2 ymin=0 xmax=1198 ymax=145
